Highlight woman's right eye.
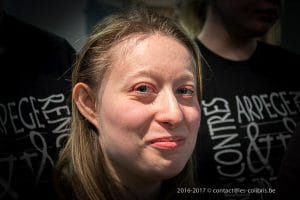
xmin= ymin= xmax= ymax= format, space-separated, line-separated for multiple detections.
xmin=134 ymin=84 xmax=155 ymax=94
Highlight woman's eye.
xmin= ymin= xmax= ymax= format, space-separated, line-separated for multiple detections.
xmin=176 ymin=87 xmax=194 ymax=96
xmin=134 ymin=84 xmax=154 ymax=94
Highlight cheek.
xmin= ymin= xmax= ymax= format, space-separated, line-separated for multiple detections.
xmin=185 ymin=106 xmax=201 ymax=157
xmin=98 ymin=99 xmax=154 ymax=168
xmin=100 ymin=98 xmax=153 ymax=135
xmin=185 ymin=105 xmax=201 ymax=134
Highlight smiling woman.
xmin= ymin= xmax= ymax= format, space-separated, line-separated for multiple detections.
xmin=54 ymin=7 xmax=202 ymax=200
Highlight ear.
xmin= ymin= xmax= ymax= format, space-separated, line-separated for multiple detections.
xmin=73 ymin=82 xmax=99 ymax=129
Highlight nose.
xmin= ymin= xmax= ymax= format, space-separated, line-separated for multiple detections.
xmin=154 ymin=90 xmax=184 ymax=128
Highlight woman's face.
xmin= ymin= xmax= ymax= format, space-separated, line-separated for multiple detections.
xmin=95 ymin=34 xmax=200 ymax=184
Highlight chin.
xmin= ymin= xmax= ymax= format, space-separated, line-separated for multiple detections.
xmin=253 ymin=22 xmax=277 ymax=36
xmin=248 ymin=28 xmax=271 ymax=38
xmin=157 ymin=160 xmax=188 ymax=180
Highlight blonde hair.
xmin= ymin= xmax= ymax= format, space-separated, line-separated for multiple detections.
xmin=55 ymin=7 xmax=202 ymax=200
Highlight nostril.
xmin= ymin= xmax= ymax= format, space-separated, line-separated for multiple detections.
xmin=161 ymin=120 xmax=180 ymax=129
xmin=162 ymin=108 xmax=184 ymax=127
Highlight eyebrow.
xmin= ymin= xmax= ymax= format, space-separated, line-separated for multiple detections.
xmin=123 ymin=68 xmax=196 ymax=83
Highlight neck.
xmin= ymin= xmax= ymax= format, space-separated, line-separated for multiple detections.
xmin=197 ymin=8 xmax=257 ymax=61
xmin=126 ymin=181 xmax=161 ymax=200
xmin=116 ymin=175 xmax=161 ymax=200
xmin=107 ymin=159 xmax=162 ymax=200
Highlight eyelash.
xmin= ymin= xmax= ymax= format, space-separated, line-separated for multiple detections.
xmin=176 ymin=87 xmax=194 ymax=96
xmin=133 ymin=83 xmax=194 ymax=97
xmin=133 ymin=84 xmax=156 ymax=95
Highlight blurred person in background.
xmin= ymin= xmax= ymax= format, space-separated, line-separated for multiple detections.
xmin=177 ymin=0 xmax=300 ymax=199
xmin=0 ymin=0 xmax=75 ymax=199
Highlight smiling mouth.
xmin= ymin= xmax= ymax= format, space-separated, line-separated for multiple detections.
xmin=149 ymin=137 xmax=185 ymax=150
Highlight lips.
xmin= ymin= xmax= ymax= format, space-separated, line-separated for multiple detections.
xmin=149 ymin=136 xmax=185 ymax=150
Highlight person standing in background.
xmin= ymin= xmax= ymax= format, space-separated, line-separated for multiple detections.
xmin=0 ymin=0 xmax=75 ymax=199
xmin=177 ymin=0 xmax=300 ymax=199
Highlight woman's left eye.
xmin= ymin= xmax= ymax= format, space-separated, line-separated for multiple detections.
xmin=176 ymin=87 xmax=194 ymax=96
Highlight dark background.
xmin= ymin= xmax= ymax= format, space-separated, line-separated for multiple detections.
xmin=3 ymin=0 xmax=300 ymax=53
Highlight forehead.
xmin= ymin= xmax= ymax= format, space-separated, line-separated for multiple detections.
xmin=103 ymin=34 xmax=197 ymax=91
xmin=108 ymin=33 xmax=194 ymax=72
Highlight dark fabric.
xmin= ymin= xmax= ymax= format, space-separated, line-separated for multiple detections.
xmin=195 ymin=39 xmax=300 ymax=200
xmin=277 ymin=123 xmax=300 ymax=200
xmin=0 ymin=13 xmax=75 ymax=200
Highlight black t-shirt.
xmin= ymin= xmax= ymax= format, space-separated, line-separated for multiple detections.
xmin=277 ymin=122 xmax=300 ymax=200
xmin=0 ymin=13 xmax=75 ymax=200
xmin=195 ymin=40 xmax=300 ymax=200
